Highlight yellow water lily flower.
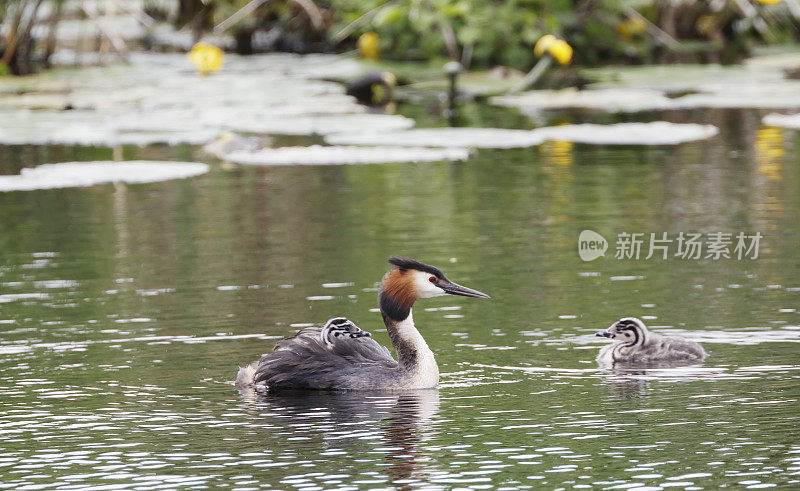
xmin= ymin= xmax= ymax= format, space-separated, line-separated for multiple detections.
xmin=548 ymin=39 xmax=573 ymax=65
xmin=534 ymin=34 xmax=557 ymax=57
xmin=534 ymin=34 xmax=573 ymax=65
xmin=358 ymin=32 xmax=380 ymax=60
xmin=188 ymin=42 xmax=224 ymax=75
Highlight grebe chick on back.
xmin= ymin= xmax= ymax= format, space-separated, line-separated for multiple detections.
xmin=236 ymin=257 xmax=490 ymax=391
xmin=596 ymin=317 xmax=707 ymax=366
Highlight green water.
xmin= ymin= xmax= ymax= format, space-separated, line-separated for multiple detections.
xmin=0 ymin=104 xmax=799 ymax=489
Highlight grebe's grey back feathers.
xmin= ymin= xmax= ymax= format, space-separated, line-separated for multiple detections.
xmin=252 ymin=318 xmax=396 ymax=391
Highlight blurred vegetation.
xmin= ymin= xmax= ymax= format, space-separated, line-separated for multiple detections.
xmin=1 ymin=0 xmax=799 ymax=76
xmin=1 ymin=0 xmax=52 ymax=75
xmin=163 ymin=0 xmax=800 ymax=67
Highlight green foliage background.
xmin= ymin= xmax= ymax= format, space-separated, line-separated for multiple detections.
xmin=2 ymin=0 xmax=800 ymax=75
xmin=196 ymin=0 xmax=800 ymax=68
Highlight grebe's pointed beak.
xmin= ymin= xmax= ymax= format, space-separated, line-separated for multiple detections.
xmin=439 ymin=280 xmax=490 ymax=299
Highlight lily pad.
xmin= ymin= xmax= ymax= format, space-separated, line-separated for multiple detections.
xmin=0 ymin=53 xmax=381 ymax=146
xmin=742 ymin=50 xmax=800 ymax=71
xmin=0 ymin=161 xmax=209 ymax=192
xmin=223 ymin=145 xmax=471 ymax=166
xmin=763 ymin=113 xmax=800 ymax=129
xmin=0 ymin=110 xmax=221 ymax=146
xmin=492 ymin=82 xmax=800 ymax=113
xmin=227 ymin=113 xmax=415 ymax=136
xmin=536 ymin=122 xmax=718 ymax=145
xmin=583 ymin=64 xmax=785 ymax=92
xmin=667 ymin=82 xmax=800 ymax=110
xmin=491 ymin=88 xmax=672 ymax=113
xmin=491 ymin=61 xmax=800 ymax=114
xmin=325 ymin=128 xmax=546 ymax=149
xmin=325 ymin=123 xmax=715 ymax=147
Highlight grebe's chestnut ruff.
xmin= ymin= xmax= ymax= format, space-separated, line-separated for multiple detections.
xmin=236 ymin=257 xmax=489 ymax=391
xmin=596 ymin=317 xmax=707 ymax=366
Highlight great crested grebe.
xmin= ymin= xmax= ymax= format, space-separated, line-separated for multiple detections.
xmin=235 ymin=257 xmax=490 ymax=391
xmin=596 ymin=317 xmax=707 ymax=366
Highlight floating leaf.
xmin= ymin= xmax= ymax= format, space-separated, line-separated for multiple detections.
xmin=535 ymin=122 xmax=719 ymax=145
xmin=228 ymin=113 xmax=414 ymax=136
xmin=326 ymin=123 xmax=717 ymax=148
xmin=583 ymin=64 xmax=785 ymax=91
xmin=669 ymin=84 xmax=800 ymax=109
xmin=490 ymin=62 xmax=800 ymax=114
xmin=491 ymin=88 xmax=671 ymax=113
xmin=0 ymin=53 xmax=375 ymax=147
xmin=0 ymin=161 xmax=209 ymax=192
xmin=763 ymin=113 xmax=800 ymax=129
xmin=326 ymin=128 xmax=546 ymax=148
xmin=223 ymin=145 xmax=471 ymax=166
xmin=0 ymin=110 xmax=221 ymax=146
xmin=494 ymin=81 xmax=800 ymax=113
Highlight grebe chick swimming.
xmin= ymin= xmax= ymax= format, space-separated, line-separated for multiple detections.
xmin=596 ymin=317 xmax=707 ymax=366
xmin=235 ymin=257 xmax=489 ymax=391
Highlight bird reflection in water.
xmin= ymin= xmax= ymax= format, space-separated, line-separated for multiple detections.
xmin=380 ymin=391 xmax=439 ymax=484
xmin=598 ymin=363 xmax=715 ymax=399
xmin=599 ymin=368 xmax=652 ymax=399
xmin=237 ymin=387 xmax=440 ymax=486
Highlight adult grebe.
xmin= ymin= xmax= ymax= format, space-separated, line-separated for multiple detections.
xmin=596 ymin=317 xmax=707 ymax=366
xmin=235 ymin=257 xmax=490 ymax=391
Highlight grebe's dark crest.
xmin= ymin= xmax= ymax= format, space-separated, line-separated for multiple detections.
xmin=236 ymin=257 xmax=489 ymax=391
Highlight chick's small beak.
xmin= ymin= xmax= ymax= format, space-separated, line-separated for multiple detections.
xmin=439 ymin=280 xmax=490 ymax=299
xmin=596 ymin=324 xmax=617 ymax=338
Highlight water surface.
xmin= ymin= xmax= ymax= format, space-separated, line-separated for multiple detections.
xmin=0 ymin=104 xmax=799 ymax=489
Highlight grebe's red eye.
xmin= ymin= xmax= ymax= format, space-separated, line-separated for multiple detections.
xmin=429 ymin=276 xmax=436 ymax=283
